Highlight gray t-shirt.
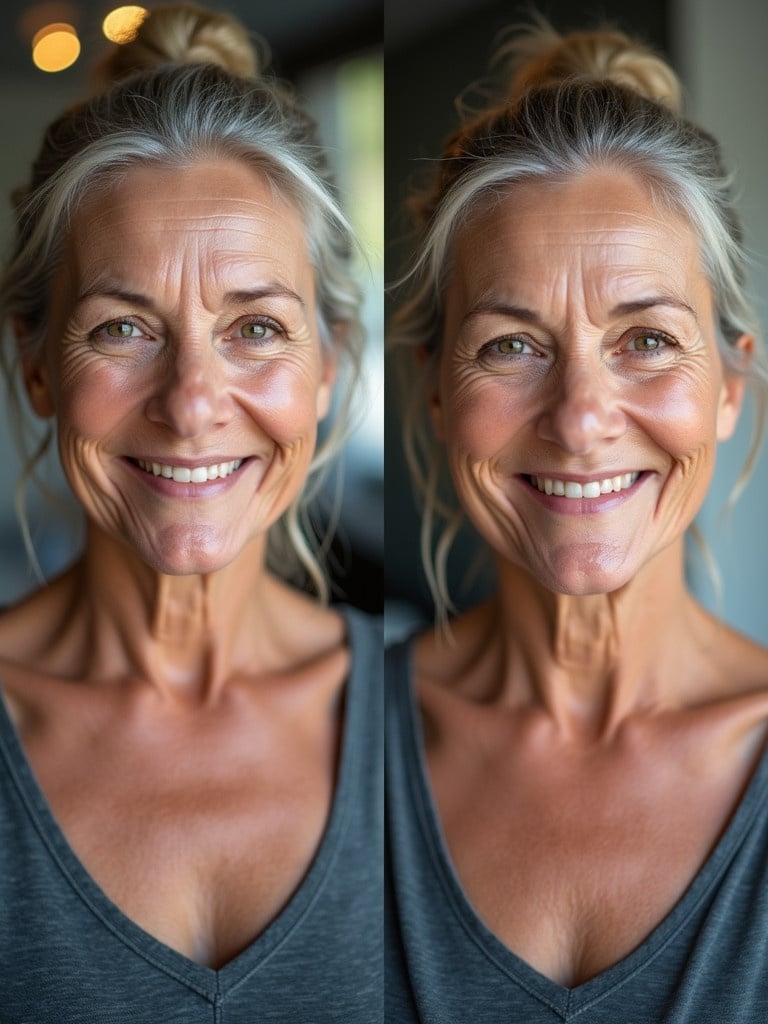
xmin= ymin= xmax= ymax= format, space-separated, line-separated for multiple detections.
xmin=386 ymin=637 xmax=768 ymax=1023
xmin=0 ymin=606 xmax=382 ymax=1023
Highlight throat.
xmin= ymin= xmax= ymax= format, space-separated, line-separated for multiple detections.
xmin=152 ymin=573 xmax=210 ymax=647
xmin=552 ymin=593 xmax=619 ymax=671
xmin=542 ymin=593 xmax=623 ymax=738
xmin=149 ymin=573 xmax=220 ymax=699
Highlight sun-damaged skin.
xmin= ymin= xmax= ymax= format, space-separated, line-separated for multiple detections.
xmin=0 ymin=160 xmax=348 ymax=968
xmin=416 ymin=169 xmax=768 ymax=988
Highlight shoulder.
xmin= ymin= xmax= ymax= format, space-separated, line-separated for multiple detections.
xmin=0 ymin=571 xmax=84 ymax=725
xmin=411 ymin=601 xmax=499 ymax=693
xmin=0 ymin=566 xmax=81 ymax=667
xmin=685 ymin=605 xmax=768 ymax=707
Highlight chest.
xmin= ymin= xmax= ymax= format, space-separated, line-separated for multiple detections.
xmin=18 ymin=686 xmax=342 ymax=969
xmin=426 ymin=718 xmax=761 ymax=988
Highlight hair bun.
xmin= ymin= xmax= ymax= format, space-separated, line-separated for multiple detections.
xmin=97 ymin=2 xmax=262 ymax=86
xmin=497 ymin=22 xmax=682 ymax=113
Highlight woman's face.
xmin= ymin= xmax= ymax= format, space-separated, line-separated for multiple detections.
xmin=29 ymin=159 xmax=334 ymax=575
xmin=432 ymin=169 xmax=749 ymax=595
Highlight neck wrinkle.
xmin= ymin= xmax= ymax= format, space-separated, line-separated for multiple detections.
xmin=78 ymin=522 xmax=272 ymax=703
xmin=490 ymin=540 xmax=693 ymax=742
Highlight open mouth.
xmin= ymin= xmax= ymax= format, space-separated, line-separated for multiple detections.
xmin=527 ymin=472 xmax=641 ymax=499
xmin=132 ymin=458 xmax=246 ymax=483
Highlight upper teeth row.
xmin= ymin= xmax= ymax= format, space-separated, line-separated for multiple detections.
xmin=532 ymin=472 xmax=639 ymax=498
xmin=137 ymin=459 xmax=243 ymax=483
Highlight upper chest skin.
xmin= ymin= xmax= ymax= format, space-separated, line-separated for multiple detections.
xmin=0 ymin=645 xmax=348 ymax=969
xmin=419 ymin=676 xmax=768 ymax=988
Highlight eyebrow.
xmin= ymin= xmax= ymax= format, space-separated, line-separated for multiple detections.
xmin=609 ymin=296 xmax=699 ymax=324
xmin=75 ymin=283 xmax=306 ymax=308
xmin=461 ymin=294 xmax=700 ymax=327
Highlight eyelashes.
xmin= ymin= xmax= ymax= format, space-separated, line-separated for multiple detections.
xmin=88 ymin=314 xmax=287 ymax=347
xmin=476 ymin=326 xmax=680 ymax=366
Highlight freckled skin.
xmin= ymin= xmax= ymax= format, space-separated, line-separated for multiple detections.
xmin=416 ymin=170 xmax=768 ymax=987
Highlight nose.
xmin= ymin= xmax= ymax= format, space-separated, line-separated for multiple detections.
xmin=145 ymin=345 xmax=233 ymax=438
xmin=536 ymin=358 xmax=626 ymax=454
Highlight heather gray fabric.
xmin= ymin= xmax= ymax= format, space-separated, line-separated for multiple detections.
xmin=0 ymin=606 xmax=382 ymax=1023
xmin=386 ymin=636 xmax=768 ymax=1023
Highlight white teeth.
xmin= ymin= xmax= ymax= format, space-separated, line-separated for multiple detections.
xmin=136 ymin=459 xmax=243 ymax=482
xmin=532 ymin=472 xmax=639 ymax=498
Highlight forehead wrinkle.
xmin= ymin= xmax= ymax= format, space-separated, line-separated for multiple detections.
xmin=71 ymin=218 xmax=310 ymax=312
xmin=459 ymin=222 xmax=701 ymax=328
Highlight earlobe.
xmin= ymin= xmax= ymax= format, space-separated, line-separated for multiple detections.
xmin=419 ymin=346 xmax=445 ymax=440
xmin=716 ymin=334 xmax=753 ymax=441
xmin=22 ymin=360 xmax=56 ymax=419
xmin=315 ymin=351 xmax=337 ymax=422
xmin=428 ymin=386 xmax=445 ymax=440
xmin=15 ymin=318 xmax=55 ymax=419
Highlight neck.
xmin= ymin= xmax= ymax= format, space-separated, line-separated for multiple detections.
xmin=474 ymin=541 xmax=703 ymax=741
xmin=72 ymin=523 xmax=281 ymax=703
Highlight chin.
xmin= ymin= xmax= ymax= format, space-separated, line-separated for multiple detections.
xmin=134 ymin=526 xmax=241 ymax=576
xmin=531 ymin=542 xmax=638 ymax=596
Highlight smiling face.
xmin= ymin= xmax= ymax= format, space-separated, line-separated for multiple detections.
xmin=432 ymin=169 xmax=749 ymax=595
xmin=26 ymin=158 xmax=334 ymax=575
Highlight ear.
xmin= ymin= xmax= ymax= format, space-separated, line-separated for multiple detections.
xmin=716 ymin=333 xmax=753 ymax=441
xmin=16 ymin=319 xmax=55 ymax=419
xmin=420 ymin=345 xmax=445 ymax=440
xmin=315 ymin=346 xmax=337 ymax=422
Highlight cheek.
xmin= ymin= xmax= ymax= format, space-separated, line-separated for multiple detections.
xmin=443 ymin=378 xmax=524 ymax=461
xmin=56 ymin=362 xmax=136 ymax=441
xmin=241 ymin=362 xmax=322 ymax=444
xmin=637 ymin=372 xmax=721 ymax=462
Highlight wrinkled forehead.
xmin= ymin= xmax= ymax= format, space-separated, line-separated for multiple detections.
xmin=61 ymin=159 xmax=315 ymax=298
xmin=446 ymin=169 xmax=709 ymax=313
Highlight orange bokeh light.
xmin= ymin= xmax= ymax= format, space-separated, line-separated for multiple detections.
xmin=32 ymin=22 xmax=80 ymax=72
xmin=102 ymin=6 xmax=147 ymax=44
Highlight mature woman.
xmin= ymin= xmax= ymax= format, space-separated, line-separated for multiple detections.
xmin=0 ymin=5 xmax=381 ymax=1020
xmin=387 ymin=24 xmax=768 ymax=1023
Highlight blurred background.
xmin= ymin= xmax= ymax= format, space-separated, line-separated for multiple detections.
xmin=0 ymin=0 xmax=383 ymax=612
xmin=385 ymin=0 xmax=768 ymax=644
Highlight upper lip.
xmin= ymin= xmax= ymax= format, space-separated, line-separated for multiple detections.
xmin=524 ymin=470 xmax=644 ymax=482
xmin=128 ymin=455 xmax=249 ymax=467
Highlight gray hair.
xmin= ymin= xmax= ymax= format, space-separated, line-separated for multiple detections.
xmin=393 ymin=78 xmax=766 ymax=623
xmin=0 ymin=62 xmax=365 ymax=600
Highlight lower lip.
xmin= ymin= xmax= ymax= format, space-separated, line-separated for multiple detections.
xmin=123 ymin=457 xmax=254 ymax=497
xmin=520 ymin=472 xmax=649 ymax=514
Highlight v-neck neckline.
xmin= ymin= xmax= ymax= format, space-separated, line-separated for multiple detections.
xmin=397 ymin=638 xmax=768 ymax=1018
xmin=0 ymin=605 xmax=365 ymax=1003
